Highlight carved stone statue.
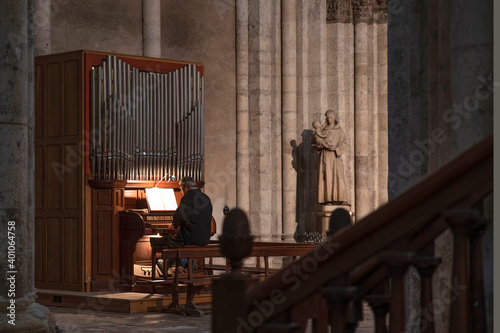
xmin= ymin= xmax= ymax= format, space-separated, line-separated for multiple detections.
xmin=312 ymin=110 xmax=350 ymax=205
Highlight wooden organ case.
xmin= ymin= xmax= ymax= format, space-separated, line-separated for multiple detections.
xmin=35 ymin=50 xmax=205 ymax=291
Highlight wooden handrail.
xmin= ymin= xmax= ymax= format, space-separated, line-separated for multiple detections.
xmin=236 ymin=135 xmax=492 ymax=326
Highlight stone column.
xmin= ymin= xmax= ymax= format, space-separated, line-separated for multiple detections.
xmin=326 ymin=0 xmax=355 ymax=218
xmin=142 ymin=0 xmax=161 ymax=58
xmin=33 ymin=0 xmax=51 ymax=56
xmin=281 ymin=0 xmax=297 ymax=241
xmin=374 ymin=5 xmax=388 ymax=207
xmin=0 ymin=1 xmax=55 ymax=332
xmin=352 ymin=0 xmax=372 ymax=220
xmin=248 ymin=0 xmax=275 ymax=241
xmin=236 ymin=0 xmax=250 ymax=214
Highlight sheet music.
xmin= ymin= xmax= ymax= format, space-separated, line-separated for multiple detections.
xmin=145 ymin=188 xmax=178 ymax=211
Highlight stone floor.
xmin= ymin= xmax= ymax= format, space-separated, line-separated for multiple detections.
xmin=49 ymin=302 xmax=376 ymax=332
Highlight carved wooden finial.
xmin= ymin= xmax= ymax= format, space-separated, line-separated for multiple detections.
xmin=219 ymin=208 xmax=254 ymax=272
xmin=327 ymin=208 xmax=352 ymax=238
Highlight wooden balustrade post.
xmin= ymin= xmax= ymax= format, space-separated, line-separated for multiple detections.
xmin=413 ymin=256 xmax=442 ymax=333
xmin=470 ymin=219 xmax=488 ymax=333
xmin=444 ymin=209 xmax=479 ymax=333
xmin=213 ymin=208 xmax=257 ymax=332
xmin=320 ymin=286 xmax=358 ymax=333
xmin=379 ymin=252 xmax=415 ymax=333
xmin=366 ymin=295 xmax=390 ymax=333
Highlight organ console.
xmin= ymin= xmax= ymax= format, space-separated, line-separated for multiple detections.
xmin=118 ymin=189 xmax=216 ymax=291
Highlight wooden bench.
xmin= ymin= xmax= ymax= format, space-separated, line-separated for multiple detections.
xmin=149 ymin=242 xmax=317 ymax=316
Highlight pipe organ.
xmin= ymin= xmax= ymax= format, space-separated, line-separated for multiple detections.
xmin=35 ymin=50 xmax=206 ymax=292
xmin=89 ymin=56 xmax=205 ymax=181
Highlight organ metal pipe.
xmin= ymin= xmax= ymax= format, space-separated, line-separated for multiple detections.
xmin=174 ymin=70 xmax=179 ymax=179
xmin=91 ymin=67 xmax=96 ymax=178
xmin=90 ymin=58 xmax=205 ymax=183
xmin=103 ymin=59 xmax=109 ymax=179
xmin=201 ymin=76 xmax=205 ymax=180
xmin=97 ymin=66 xmax=102 ymax=179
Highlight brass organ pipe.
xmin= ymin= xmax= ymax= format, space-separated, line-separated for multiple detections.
xmin=110 ymin=56 xmax=114 ymax=179
xmin=189 ymin=65 xmax=194 ymax=179
xmin=189 ymin=64 xmax=194 ymax=179
xmin=134 ymin=68 xmax=139 ymax=180
xmin=91 ymin=67 xmax=96 ymax=178
xmin=139 ymin=72 xmax=145 ymax=180
xmin=166 ymin=73 xmax=170 ymax=179
xmin=158 ymin=74 xmax=163 ymax=180
xmin=126 ymin=63 xmax=132 ymax=180
xmin=152 ymin=73 xmax=156 ymax=181
xmin=121 ymin=60 xmax=126 ymax=180
xmin=187 ymin=65 xmax=192 ymax=179
xmin=158 ymin=73 xmax=161 ymax=180
xmin=196 ymin=69 xmax=201 ymax=181
xmin=131 ymin=67 xmax=136 ymax=180
xmin=185 ymin=66 xmax=189 ymax=179
xmin=118 ymin=59 xmax=123 ymax=179
xmin=174 ymin=70 xmax=179 ymax=180
xmin=201 ymin=75 xmax=205 ymax=180
xmin=149 ymin=73 xmax=154 ymax=180
xmin=169 ymin=72 xmax=174 ymax=179
xmin=179 ymin=66 xmax=184 ymax=179
xmin=160 ymin=74 xmax=164 ymax=180
xmin=110 ymin=56 xmax=116 ymax=180
xmin=145 ymin=72 xmax=149 ymax=180
xmin=194 ymin=65 xmax=200 ymax=180
xmin=162 ymin=74 xmax=169 ymax=181
xmin=103 ymin=59 xmax=109 ymax=179
xmin=97 ymin=66 xmax=102 ymax=179
xmin=153 ymin=73 xmax=158 ymax=181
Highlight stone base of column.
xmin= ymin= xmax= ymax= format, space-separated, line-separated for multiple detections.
xmin=0 ymin=302 xmax=56 ymax=332
xmin=316 ymin=204 xmax=352 ymax=239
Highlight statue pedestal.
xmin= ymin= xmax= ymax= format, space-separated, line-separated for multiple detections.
xmin=316 ymin=204 xmax=352 ymax=239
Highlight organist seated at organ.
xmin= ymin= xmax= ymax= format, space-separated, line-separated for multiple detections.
xmin=150 ymin=176 xmax=213 ymax=274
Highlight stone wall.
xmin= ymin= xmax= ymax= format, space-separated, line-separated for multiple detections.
xmin=46 ymin=0 xmax=388 ymax=240
xmin=387 ymin=0 xmax=493 ymax=332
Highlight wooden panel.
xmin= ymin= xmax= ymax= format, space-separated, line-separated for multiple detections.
xmin=63 ymin=144 xmax=79 ymax=210
xmin=46 ymin=145 xmax=61 ymax=210
xmin=35 ymin=146 xmax=44 ymax=210
xmin=64 ymin=60 xmax=79 ymax=136
xmin=35 ymin=64 xmax=43 ymax=139
xmin=124 ymin=190 xmax=139 ymax=209
xmin=46 ymin=218 xmax=61 ymax=283
xmin=64 ymin=218 xmax=80 ymax=284
xmin=115 ymin=189 xmax=124 ymax=208
xmin=35 ymin=217 xmax=46 ymax=282
xmin=46 ymin=62 xmax=61 ymax=137
xmin=96 ymin=189 xmax=112 ymax=207
xmin=96 ymin=211 xmax=113 ymax=276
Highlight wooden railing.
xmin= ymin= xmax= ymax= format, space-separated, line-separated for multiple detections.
xmin=213 ymin=135 xmax=492 ymax=332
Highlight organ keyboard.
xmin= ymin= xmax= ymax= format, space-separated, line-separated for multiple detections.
xmin=118 ymin=192 xmax=216 ymax=291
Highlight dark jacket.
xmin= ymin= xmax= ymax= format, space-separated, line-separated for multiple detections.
xmin=173 ymin=188 xmax=213 ymax=246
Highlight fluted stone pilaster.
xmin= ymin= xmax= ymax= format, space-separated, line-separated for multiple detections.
xmin=247 ymin=0 xmax=282 ymax=241
xmin=142 ymin=0 xmax=161 ymax=58
xmin=282 ymin=0 xmax=298 ymax=241
xmin=236 ymin=0 xmax=250 ymax=214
